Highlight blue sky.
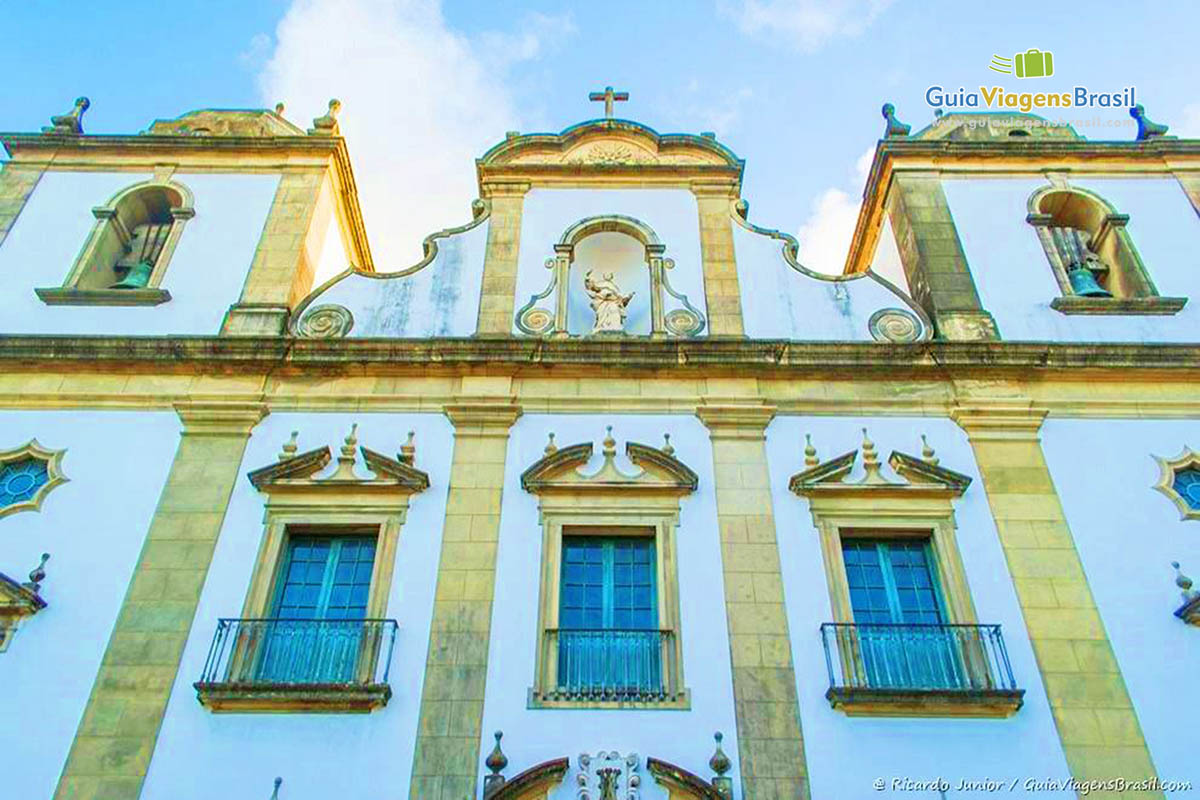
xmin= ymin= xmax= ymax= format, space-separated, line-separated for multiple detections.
xmin=4 ymin=1 xmax=1197 ymax=270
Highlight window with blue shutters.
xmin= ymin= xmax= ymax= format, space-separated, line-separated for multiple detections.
xmin=556 ymin=535 xmax=662 ymax=698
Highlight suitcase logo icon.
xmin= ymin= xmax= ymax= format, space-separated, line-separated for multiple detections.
xmin=989 ymin=49 xmax=1054 ymax=78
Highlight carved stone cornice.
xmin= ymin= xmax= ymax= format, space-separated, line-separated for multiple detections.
xmin=173 ymin=400 xmax=268 ymax=436
xmin=696 ymin=402 xmax=777 ymax=439
xmin=951 ymin=404 xmax=1049 ymax=441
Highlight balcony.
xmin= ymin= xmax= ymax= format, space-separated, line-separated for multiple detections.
xmin=531 ymin=629 xmax=687 ymax=708
xmin=820 ymin=622 xmax=1024 ymax=717
xmin=194 ymin=618 xmax=397 ymax=713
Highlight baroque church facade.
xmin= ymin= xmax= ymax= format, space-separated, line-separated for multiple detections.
xmin=0 ymin=92 xmax=1197 ymax=800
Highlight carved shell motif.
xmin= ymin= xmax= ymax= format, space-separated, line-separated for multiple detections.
xmin=868 ymin=308 xmax=922 ymax=343
xmin=297 ymin=304 xmax=354 ymax=338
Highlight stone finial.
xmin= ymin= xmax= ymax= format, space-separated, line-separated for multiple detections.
xmin=921 ymin=434 xmax=939 ymax=466
xmin=1130 ymin=104 xmax=1169 ymax=141
xmin=544 ymin=432 xmax=558 ymax=457
xmin=483 ymin=731 xmax=508 ymax=798
xmin=804 ymin=434 xmax=818 ymax=467
xmin=861 ymin=428 xmax=886 ymax=483
xmin=274 ymin=102 xmax=286 ymax=116
xmin=22 ymin=553 xmax=49 ymax=594
xmin=400 ymin=431 xmax=416 ymax=465
xmin=602 ymin=426 xmax=616 ymax=458
xmin=661 ymin=433 xmax=675 ymax=457
xmin=329 ymin=423 xmax=359 ymax=480
xmin=1173 ymin=561 xmax=1199 ymax=602
xmin=709 ymin=732 xmax=733 ymax=798
xmin=279 ymin=430 xmax=299 ymax=461
xmin=43 ymin=96 xmax=90 ymax=135
xmin=309 ymin=98 xmax=342 ymax=135
xmin=881 ymin=102 xmax=911 ymax=138
xmin=269 ymin=777 xmax=282 ymax=800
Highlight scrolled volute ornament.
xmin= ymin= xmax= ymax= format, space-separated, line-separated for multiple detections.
xmin=297 ymin=303 xmax=354 ymax=338
xmin=868 ymin=307 xmax=921 ymax=343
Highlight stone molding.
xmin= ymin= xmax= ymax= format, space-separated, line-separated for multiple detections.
xmin=173 ymin=400 xmax=268 ymax=436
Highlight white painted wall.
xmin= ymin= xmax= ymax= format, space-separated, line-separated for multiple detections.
xmin=479 ymin=414 xmax=739 ymax=800
xmin=1042 ymin=419 xmax=1200 ymax=797
xmin=945 ymin=176 xmax=1200 ymax=342
xmin=512 ymin=189 xmax=708 ymax=337
xmin=302 ymin=215 xmax=489 ymax=337
xmin=311 ymin=212 xmax=351 ymax=288
xmin=141 ymin=412 xmax=453 ymax=800
xmin=0 ymin=170 xmax=280 ymax=335
xmin=0 ymin=410 xmax=179 ymax=800
xmin=870 ymin=216 xmax=910 ymax=293
xmin=766 ymin=416 xmax=1073 ymax=798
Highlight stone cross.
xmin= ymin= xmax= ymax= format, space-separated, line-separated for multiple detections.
xmin=588 ymin=86 xmax=629 ymax=119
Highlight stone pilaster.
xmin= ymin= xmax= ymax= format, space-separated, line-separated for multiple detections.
xmin=953 ymin=405 xmax=1162 ymax=800
xmin=475 ymin=182 xmax=529 ymax=334
xmin=222 ymin=169 xmax=331 ymax=336
xmin=693 ymin=186 xmax=745 ymax=336
xmin=409 ymin=396 xmax=521 ymax=800
xmin=696 ymin=401 xmax=809 ymax=800
xmin=54 ymin=401 xmax=266 ymax=800
xmin=887 ymin=172 xmax=998 ymax=341
xmin=0 ymin=162 xmax=44 ymax=249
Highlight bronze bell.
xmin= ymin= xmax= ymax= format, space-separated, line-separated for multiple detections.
xmin=1067 ymin=266 xmax=1111 ymax=298
xmin=111 ymin=259 xmax=154 ymax=289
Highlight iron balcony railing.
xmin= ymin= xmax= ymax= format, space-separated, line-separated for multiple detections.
xmin=820 ymin=622 xmax=1018 ymax=692
xmin=539 ymin=628 xmax=679 ymax=702
xmin=198 ymin=618 xmax=398 ymax=687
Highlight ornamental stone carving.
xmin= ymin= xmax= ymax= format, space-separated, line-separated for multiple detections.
xmin=297 ymin=304 xmax=354 ymax=338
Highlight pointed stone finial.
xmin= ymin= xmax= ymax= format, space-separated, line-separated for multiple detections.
xmin=309 ymin=98 xmax=342 ymax=135
xmin=274 ymin=102 xmax=286 ymax=116
xmin=882 ymin=102 xmax=911 ymax=138
xmin=662 ymin=433 xmax=675 ymax=457
xmin=328 ymin=423 xmax=360 ymax=480
xmin=400 ymin=431 xmax=416 ymax=465
xmin=483 ymin=731 xmax=508 ymax=797
xmin=279 ymin=430 xmax=299 ymax=461
xmin=921 ymin=434 xmax=939 ymax=466
xmin=1173 ymin=561 xmax=1199 ymax=602
xmin=709 ymin=732 xmax=733 ymax=798
xmin=269 ymin=777 xmax=282 ymax=800
xmin=804 ymin=434 xmax=818 ymax=467
xmin=43 ymin=97 xmax=90 ymax=135
xmin=22 ymin=553 xmax=49 ymax=594
xmin=341 ymin=424 xmax=358 ymax=457
xmin=861 ymin=428 xmax=887 ymax=483
xmin=544 ymin=432 xmax=558 ymax=456
xmin=602 ymin=426 xmax=616 ymax=458
xmin=1130 ymin=104 xmax=1169 ymax=141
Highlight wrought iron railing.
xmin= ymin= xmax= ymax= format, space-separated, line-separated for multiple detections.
xmin=538 ymin=628 xmax=679 ymax=701
xmin=198 ymin=618 xmax=398 ymax=687
xmin=820 ymin=622 xmax=1018 ymax=692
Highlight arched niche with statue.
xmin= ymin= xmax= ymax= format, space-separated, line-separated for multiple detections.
xmin=515 ymin=214 xmax=706 ymax=338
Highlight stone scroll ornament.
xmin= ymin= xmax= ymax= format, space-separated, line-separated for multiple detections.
xmin=296 ymin=303 xmax=354 ymax=338
xmin=868 ymin=307 xmax=922 ymax=343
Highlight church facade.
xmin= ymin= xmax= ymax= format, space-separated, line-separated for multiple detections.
xmin=0 ymin=94 xmax=1197 ymax=800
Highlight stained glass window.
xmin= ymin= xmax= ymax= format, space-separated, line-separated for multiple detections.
xmin=0 ymin=457 xmax=50 ymax=510
xmin=1172 ymin=468 xmax=1200 ymax=510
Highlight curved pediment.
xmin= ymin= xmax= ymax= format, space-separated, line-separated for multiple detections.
xmin=477 ymin=119 xmax=744 ymax=188
xmin=520 ymin=429 xmax=698 ymax=495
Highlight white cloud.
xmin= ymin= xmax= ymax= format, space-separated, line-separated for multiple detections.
xmin=257 ymin=0 xmax=573 ymax=268
xmin=1176 ymin=103 xmax=1200 ymax=138
xmin=795 ymin=144 xmax=875 ymax=275
xmin=725 ymin=0 xmax=894 ymax=51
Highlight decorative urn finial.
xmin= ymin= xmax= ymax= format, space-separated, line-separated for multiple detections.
xmin=881 ymin=102 xmax=911 ymax=138
xmin=602 ymin=426 xmax=616 ymax=458
xmin=328 ymin=423 xmax=360 ymax=480
xmin=274 ymin=102 xmax=286 ymax=116
xmin=1173 ymin=561 xmax=1198 ymax=602
xmin=1130 ymin=104 xmax=1169 ymax=141
xmin=23 ymin=553 xmax=49 ymax=594
xmin=544 ymin=432 xmax=558 ymax=456
xmin=921 ymin=434 xmax=939 ymax=465
xmin=43 ymin=96 xmax=90 ymax=135
xmin=483 ymin=731 xmax=508 ymax=797
xmin=400 ymin=431 xmax=416 ymax=465
xmin=279 ymin=430 xmax=299 ymax=461
xmin=661 ymin=433 xmax=675 ymax=457
xmin=804 ymin=434 xmax=818 ymax=468
xmin=709 ymin=732 xmax=733 ymax=798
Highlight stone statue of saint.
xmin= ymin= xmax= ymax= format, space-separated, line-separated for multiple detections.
xmin=584 ymin=270 xmax=634 ymax=333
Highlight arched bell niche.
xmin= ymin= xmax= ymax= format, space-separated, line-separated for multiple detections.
xmin=516 ymin=214 xmax=705 ymax=338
